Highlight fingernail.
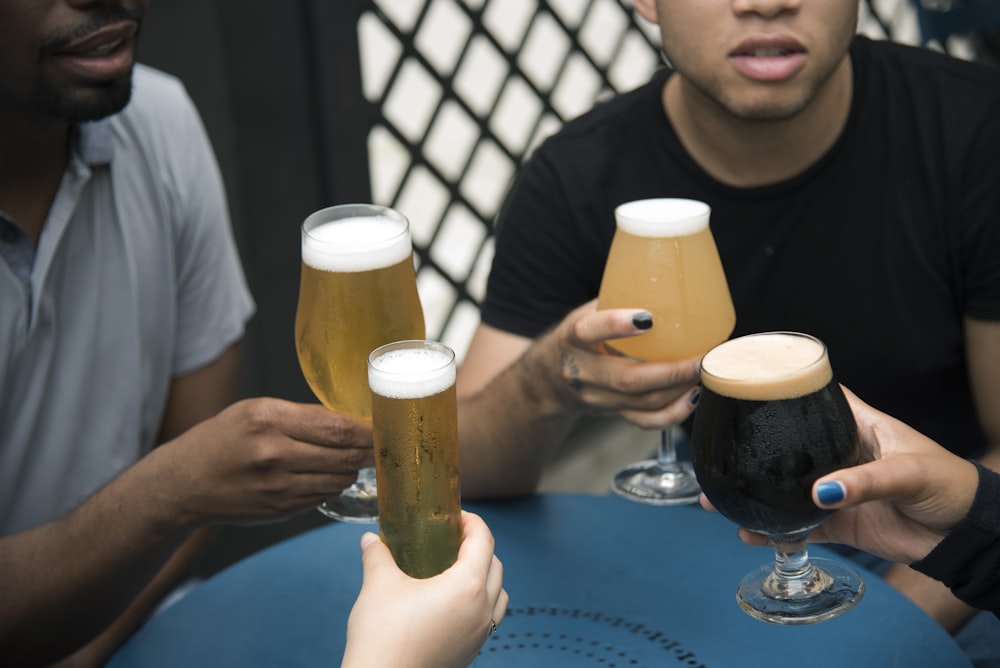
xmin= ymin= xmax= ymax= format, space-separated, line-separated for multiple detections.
xmin=689 ymin=388 xmax=700 ymax=406
xmin=360 ymin=532 xmax=378 ymax=550
xmin=632 ymin=312 xmax=653 ymax=330
xmin=815 ymin=481 xmax=845 ymax=506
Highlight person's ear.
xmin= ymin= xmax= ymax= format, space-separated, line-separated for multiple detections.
xmin=632 ymin=0 xmax=659 ymax=24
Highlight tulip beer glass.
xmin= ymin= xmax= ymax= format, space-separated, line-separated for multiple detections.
xmin=692 ymin=332 xmax=865 ymax=624
xmin=597 ymin=198 xmax=735 ymax=504
xmin=295 ymin=204 xmax=425 ymax=522
xmin=368 ymin=340 xmax=462 ymax=578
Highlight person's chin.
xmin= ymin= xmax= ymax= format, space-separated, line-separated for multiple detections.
xmin=39 ymin=76 xmax=134 ymax=123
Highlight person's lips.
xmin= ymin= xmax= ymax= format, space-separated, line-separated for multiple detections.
xmin=52 ymin=21 xmax=138 ymax=81
xmin=729 ymin=35 xmax=806 ymax=82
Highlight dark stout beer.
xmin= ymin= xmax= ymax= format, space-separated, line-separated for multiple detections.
xmin=692 ymin=332 xmax=860 ymax=537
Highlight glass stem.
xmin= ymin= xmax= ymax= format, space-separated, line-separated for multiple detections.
xmin=656 ymin=427 xmax=679 ymax=469
xmin=765 ymin=536 xmax=827 ymax=601
xmin=774 ymin=538 xmax=811 ymax=578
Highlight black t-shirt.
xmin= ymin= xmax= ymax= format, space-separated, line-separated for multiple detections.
xmin=483 ymin=36 xmax=1000 ymax=457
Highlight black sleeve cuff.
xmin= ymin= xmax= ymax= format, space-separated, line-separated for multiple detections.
xmin=911 ymin=463 xmax=1000 ymax=616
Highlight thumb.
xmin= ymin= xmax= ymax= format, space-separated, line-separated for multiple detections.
xmin=359 ymin=532 xmax=396 ymax=576
xmin=813 ymin=457 xmax=920 ymax=509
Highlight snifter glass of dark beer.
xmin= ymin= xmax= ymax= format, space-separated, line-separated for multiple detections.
xmin=598 ymin=198 xmax=735 ymax=505
xmin=368 ymin=340 xmax=462 ymax=578
xmin=692 ymin=332 xmax=865 ymax=624
xmin=295 ymin=204 xmax=425 ymax=523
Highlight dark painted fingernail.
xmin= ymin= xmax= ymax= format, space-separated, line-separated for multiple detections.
xmin=689 ymin=388 xmax=700 ymax=406
xmin=632 ymin=312 xmax=653 ymax=330
xmin=815 ymin=481 xmax=845 ymax=506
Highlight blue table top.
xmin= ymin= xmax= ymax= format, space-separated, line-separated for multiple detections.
xmin=109 ymin=493 xmax=970 ymax=667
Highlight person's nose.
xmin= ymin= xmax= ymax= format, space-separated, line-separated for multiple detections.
xmin=731 ymin=0 xmax=802 ymax=19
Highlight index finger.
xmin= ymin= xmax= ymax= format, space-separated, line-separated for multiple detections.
xmin=271 ymin=400 xmax=374 ymax=449
xmin=571 ymin=306 xmax=653 ymax=348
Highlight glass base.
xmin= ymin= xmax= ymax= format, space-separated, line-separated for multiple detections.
xmin=611 ymin=460 xmax=702 ymax=505
xmin=737 ymin=557 xmax=865 ymax=625
xmin=317 ymin=467 xmax=378 ymax=523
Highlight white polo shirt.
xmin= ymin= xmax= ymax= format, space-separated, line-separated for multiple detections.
xmin=0 ymin=65 xmax=255 ymax=533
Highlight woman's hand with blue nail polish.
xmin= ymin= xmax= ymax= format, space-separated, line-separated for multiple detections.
xmin=805 ymin=387 xmax=979 ymax=564
xmin=702 ymin=386 xmax=980 ymax=564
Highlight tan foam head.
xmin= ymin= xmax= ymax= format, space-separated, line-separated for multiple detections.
xmin=700 ymin=332 xmax=832 ymax=401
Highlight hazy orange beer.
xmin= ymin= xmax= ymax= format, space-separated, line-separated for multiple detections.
xmin=597 ymin=198 xmax=737 ymax=504
xmin=597 ymin=198 xmax=735 ymax=362
xmin=368 ymin=340 xmax=462 ymax=578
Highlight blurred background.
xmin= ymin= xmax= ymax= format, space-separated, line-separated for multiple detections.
xmin=137 ymin=0 xmax=999 ymax=572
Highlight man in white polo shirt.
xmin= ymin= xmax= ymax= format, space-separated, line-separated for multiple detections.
xmin=0 ymin=2 xmax=373 ymax=664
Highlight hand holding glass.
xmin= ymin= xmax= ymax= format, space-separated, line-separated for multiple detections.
xmin=368 ymin=340 xmax=463 ymax=578
xmin=597 ymin=198 xmax=735 ymax=504
xmin=691 ymin=332 xmax=865 ymax=624
xmin=295 ymin=204 xmax=425 ymax=522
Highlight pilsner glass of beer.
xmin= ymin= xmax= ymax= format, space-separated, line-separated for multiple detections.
xmin=368 ymin=340 xmax=462 ymax=578
xmin=597 ymin=198 xmax=735 ymax=505
xmin=295 ymin=204 xmax=425 ymax=522
xmin=692 ymin=332 xmax=865 ymax=624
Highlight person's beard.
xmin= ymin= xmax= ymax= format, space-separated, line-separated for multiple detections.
xmin=33 ymin=74 xmax=134 ymax=123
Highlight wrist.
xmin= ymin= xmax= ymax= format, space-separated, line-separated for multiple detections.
xmin=115 ymin=446 xmax=199 ymax=535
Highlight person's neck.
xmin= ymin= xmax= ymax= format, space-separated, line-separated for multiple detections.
xmin=0 ymin=113 xmax=72 ymax=245
xmin=664 ymin=57 xmax=853 ymax=189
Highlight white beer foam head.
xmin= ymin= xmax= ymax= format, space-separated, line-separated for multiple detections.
xmin=302 ymin=216 xmax=412 ymax=273
xmin=614 ymin=198 xmax=710 ymax=238
xmin=369 ymin=346 xmax=456 ymax=399
xmin=700 ymin=332 xmax=832 ymax=400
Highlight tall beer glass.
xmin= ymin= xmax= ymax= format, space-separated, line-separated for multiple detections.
xmin=692 ymin=332 xmax=865 ymax=624
xmin=368 ymin=340 xmax=462 ymax=578
xmin=597 ymin=198 xmax=735 ymax=504
xmin=295 ymin=204 xmax=425 ymax=522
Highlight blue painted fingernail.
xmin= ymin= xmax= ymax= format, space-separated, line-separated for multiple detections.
xmin=689 ymin=388 xmax=700 ymax=406
xmin=816 ymin=481 xmax=845 ymax=506
xmin=632 ymin=312 xmax=653 ymax=330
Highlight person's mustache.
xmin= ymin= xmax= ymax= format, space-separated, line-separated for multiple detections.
xmin=40 ymin=6 xmax=143 ymax=57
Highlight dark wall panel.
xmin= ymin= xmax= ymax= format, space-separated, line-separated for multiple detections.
xmin=139 ymin=0 xmax=371 ymax=404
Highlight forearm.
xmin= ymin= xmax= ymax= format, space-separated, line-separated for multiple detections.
xmin=459 ymin=336 xmax=580 ymax=499
xmin=884 ymin=451 xmax=1000 ymax=632
xmin=883 ymin=563 xmax=977 ymax=633
xmin=910 ymin=463 xmax=1000 ymax=618
xmin=0 ymin=454 xmax=194 ymax=665
xmin=50 ymin=528 xmax=216 ymax=667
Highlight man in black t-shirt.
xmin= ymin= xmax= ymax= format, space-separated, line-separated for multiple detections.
xmin=454 ymin=0 xmax=1000 ymax=659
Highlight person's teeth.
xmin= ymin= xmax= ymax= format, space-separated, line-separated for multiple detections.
xmin=84 ymin=40 xmax=121 ymax=56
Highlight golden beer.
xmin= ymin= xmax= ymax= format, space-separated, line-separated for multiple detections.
xmin=368 ymin=341 xmax=462 ymax=579
xmin=295 ymin=210 xmax=425 ymax=420
xmin=597 ymin=198 xmax=735 ymax=362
